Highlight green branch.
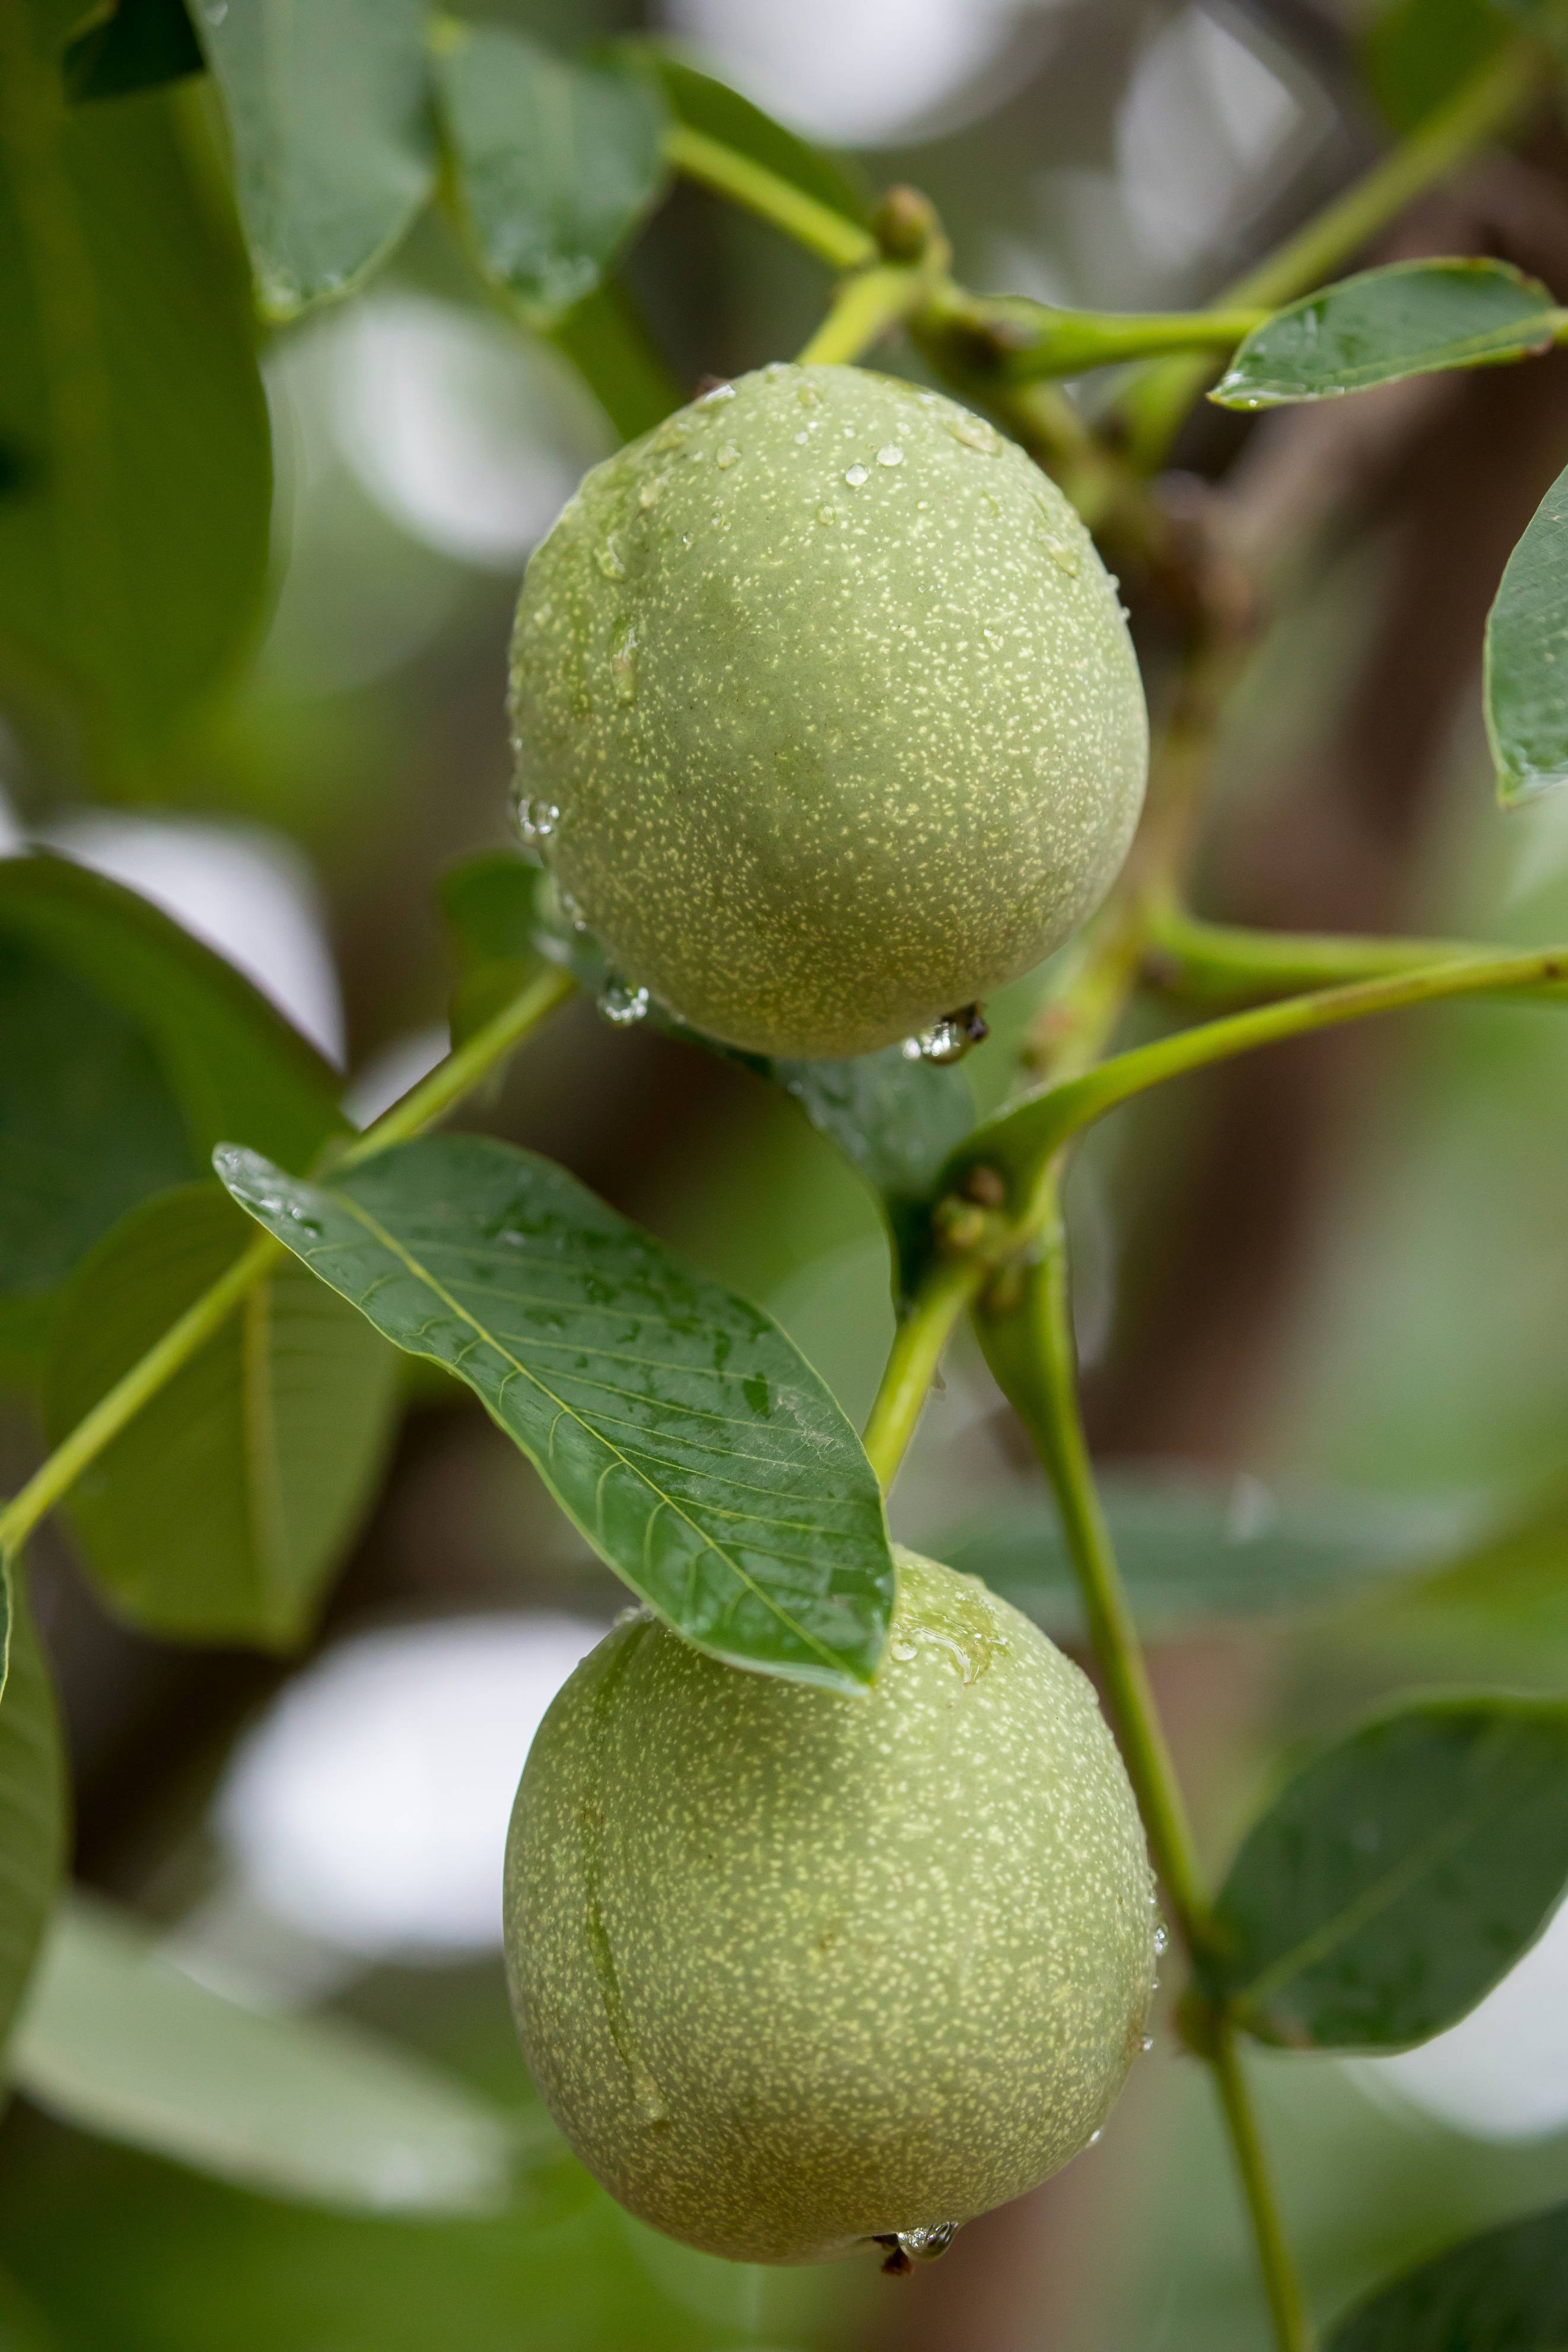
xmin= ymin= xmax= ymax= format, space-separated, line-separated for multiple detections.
xmin=1142 ymin=905 xmax=1568 ymax=1006
xmin=796 ymin=262 xmax=932 ymax=367
xmin=0 ymin=965 xmax=578 ymax=1566
xmin=1117 ymin=36 xmax=1544 ymax=468
xmin=955 ymin=942 xmax=1568 ymax=1227
xmin=663 ymin=122 xmax=874 ymax=272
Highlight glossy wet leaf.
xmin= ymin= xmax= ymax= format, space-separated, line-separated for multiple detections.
xmin=0 ymin=856 xmax=344 ymax=1358
xmin=1210 ymin=1696 xmax=1568 ymax=2049
xmin=63 ymin=0 xmax=203 ymax=102
xmin=11 ymin=1895 xmax=526 ymax=2214
xmin=216 ymin=1135 xmax=893 ymax=1688
xmin=1486 ymin=459 xmax=1568 ymax=804
xmin=46 ymin=1185 xmax=398 ymax=1647
xmin=0 ymin=1568 xmax=67 ymax=2066
xmin=195 ymin=0 xmax=432 ymax=320
xmin=1212 ymin=260 xmax=1560 ymax=409
xmin=1328 ymin=2199 xmax=1568 ymax=2349
xmin=619 ymin=39 xmax=870 ymax=227
xmin=939 ymin=1471 xmax=1459 ymax=1637
xmin=434 ymin=23 xmax=667 ymax=322
xmin=0 ymin=54 xmax=270 ymax=754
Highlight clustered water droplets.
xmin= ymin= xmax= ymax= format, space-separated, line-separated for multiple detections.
xmin=901 ymin=1005 xmax=990 ymax=1065
xmin=598 ymin=978 xmax=650 ymax=1028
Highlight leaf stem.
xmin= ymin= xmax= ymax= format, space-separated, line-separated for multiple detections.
xmin=957 ymin=942 xmax=1568 ymax=1222
xmin=0 ymin=965 xmax=578 ymax=1563
xmin=662 ymin=123 xmax=874 ymax=272
xmin=1210 ymin=2021 xmax=1316 ymax=2352
xmin=1118 ymin=35 xmax=1544 ymax=467
xmin=861 ymin=1256 xmax=987 ymax=1492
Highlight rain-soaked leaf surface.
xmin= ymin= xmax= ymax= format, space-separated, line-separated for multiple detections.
xmin=195 ymin=0 xmax=433 ymax=320
xmin=434 ymin=23 xmax=668 ymax=320
xmin=1213 ymin=260 xmax=1560 ymax=409
xmin=1210 ymin=1696 xmax=1568 ymax=2050
xmin=1486 ymin=458 xmax=1568 ymax=804
xmin=215 ymin=1135 xmax=893 ymax=1688
xmin=1329 ymin=2199 xmax=1568 ymax=2349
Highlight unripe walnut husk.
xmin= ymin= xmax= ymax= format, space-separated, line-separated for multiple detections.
xmin=504 ymin=1549 xmax=1157 ymax=2265
xmin=508 ymin=364 xmax=1148 ymax=1060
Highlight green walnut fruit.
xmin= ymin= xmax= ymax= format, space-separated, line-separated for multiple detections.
xmin=507 ymin=364 xmax=1147 ymax=1060
xmin=504 ymin=1547 xmax=1156 ymax=2266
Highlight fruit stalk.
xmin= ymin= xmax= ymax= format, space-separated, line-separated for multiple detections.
xmin=0 ymin=964 xmax=577 ymax=1565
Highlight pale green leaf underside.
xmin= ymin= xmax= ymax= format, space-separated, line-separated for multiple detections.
xmin=196 ymin=0 xmax=434 ymax=320
xmin=11 ymin=1895 xmax=521 ymax=2214
xmin=46 ymin=1184 xmax=399 ymax=1648
xmin=434 ymin=23 xmax=668 ymax=318
xmin=1213 ymin=259 xmax=1560 ymax=408
xmin=0 ymin=1568 xmax=67 ymax=2067
xmin=1212 ymin=1697 xmax=1568 ymax=2051
xmin=215 ymin=1136 xmax=893 ymax=1689
xmin=1486 ymin=458 xmax=1568 ymax=804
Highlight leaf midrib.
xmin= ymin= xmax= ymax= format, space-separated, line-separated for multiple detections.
xmin=319 ymin=1187 xmax=853 ymax=1677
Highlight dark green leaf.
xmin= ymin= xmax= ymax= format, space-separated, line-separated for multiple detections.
xmin=0 ymin=856 xmax=345 ymax=1354
xmin=1210 ymin=1696 xmax=1568 ymax=2049
xmin=1486 ymin=459 xmax=1568 ymax=804
xmin=195 ymin=0 xmax=433 ymax=322
xmin=0 ymin=58 xmax=271 ymax=755
xmin=63 ymin=0 xmax=202 ymax=103
xmin=434 ymin=23 xmax=668 ymax=322
xmin=0 ymin=1566 xmax=68 ymax=2067
xmin=0 ymin=2263 xmax=56 ymax=2352
xmin=11 ymin=1895 xmax=529 ymax=2213
xmin=1212 ymin=260 xmax=1560 ymax=410
xmin=1329 ymin=2200 xmax=1568 ymax=2350
xmin=619 ymin=39 xmax=871 ymax=228
xmin=1362 ymin=0 xmax=1510 ymax=134
xmin=215 ymin=1135 xmax=894 ymax=1689
xmin=46 ymin=1184 xmax=399 ymax=1647
xmin=939 ymin=1471 xmax=1459 ymax=1638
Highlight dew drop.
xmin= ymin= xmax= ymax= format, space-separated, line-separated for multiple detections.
xmin=890 ymin=1637 xmax=919 ymax=1663
xmin=896 ymin=2224 xmax=958 ymax=2262
xmin=610 ymin=621 xmax=638 ymax=705
xmin=1140 ymin=2033 xmax=1155 ymax=2054
xmin=945 ymin=411 xmax=1002 ymax=456
xmin=816 ymin=503 xmax=838 ymax=525
xmin=1089 ymin=2128 xmax=1103 ymax=2146
xmin=513 ymin=793 xmax=561 ymax=861
xmin=599 ymin=978 xmax=650 ymax=1028
xmin=901 ymin=1004 xmax=988 ymax=1064
xmin=697 ymin=380 xmax=736 ymax=403
xmin=1153 ymin=1922 xmax=1170 ymax=1955
xmin=1044 ymin=533 xmax=1082 ymax=579
xmin=844 ymin=463 xmax=870 ymax=488
xmin=637 ymin=475 xmax=664 ymax=511
xmin=876 ymin=443 xmax=904 ymax=468
xmin=796 ymin=382 xmax=822 ymax=408
xmin=597 ymin=534 xmax=627 ymax=581
xmin=794 ymin=430 xmax=810 ymax=444
xmin=715 ymin=441 xmax=740 ymax=470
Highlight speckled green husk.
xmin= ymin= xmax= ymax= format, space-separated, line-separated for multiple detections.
xmin=504 ymin=1548 xmax=1156 ymax=2265
xmin=507 ymin=364 xmax=1148 ymax=1059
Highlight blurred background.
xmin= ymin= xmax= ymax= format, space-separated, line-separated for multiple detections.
xmin=8 ymin=0 xmax=1568 ymax=2345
